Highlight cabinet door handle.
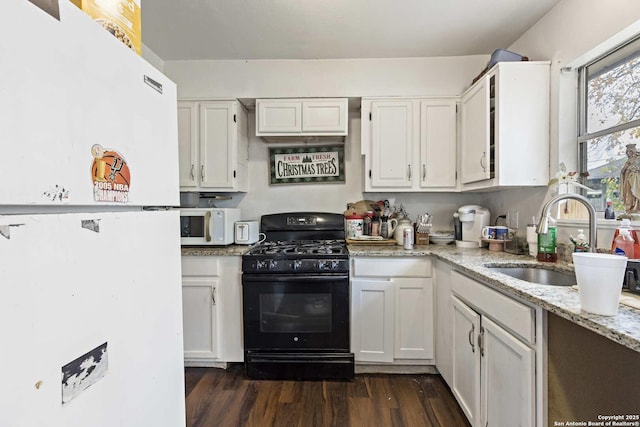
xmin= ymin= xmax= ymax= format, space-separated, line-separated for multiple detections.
xmin=468 ymin=324 xmax=475 ymax=353
xmin=200 ymin=165 xmax=205 ymax=181
xmin=211 ymin=286 xmax=216 ymax=305
xmin=190 ymin=164 xmax=195 ymax=180
xmin=480 ymin=152 xmax=487 ymax=172
xmin=478 ymin=326 xmax=485 ymax=357
xmin=422 ymin=164 xmax=426 ymax=180
xmin=407 ymin=164 xmax=412 ymax=180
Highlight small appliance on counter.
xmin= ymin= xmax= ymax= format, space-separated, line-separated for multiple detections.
xmin=623 ymin=260 xmax=640 ymax=295
xmin=456 ymin=205 xmax=490 ymax=248
xmin=180 ymin=208 xmax=241 ymax=245
xmin=234 ymin=220 xmax=259 ymax=245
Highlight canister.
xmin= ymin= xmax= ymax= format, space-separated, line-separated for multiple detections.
xmin=345 ymin=214 xmax=364 ymax=239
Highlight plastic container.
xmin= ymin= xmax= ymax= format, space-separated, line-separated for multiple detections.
xmin=487 ymin=49 xmax=524 ymax=69
xmin=612 ymin=227 xmax=635 ymax=258
xmin=572 ymin=252 xmax=627 ymax=316
xmin=604 ymin=201 xmax=615 ymax=219
xmin=537 ymin=216 xmax=557 ymax=262
xmin=610 ymin=219 xmax=640 ymax=259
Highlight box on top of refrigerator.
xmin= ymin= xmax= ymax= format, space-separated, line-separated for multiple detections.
xmin=70 ymin=0 xmax=141 ymax=55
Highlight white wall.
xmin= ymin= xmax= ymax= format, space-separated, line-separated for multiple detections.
xmin=164 ymin=56 xmax=488 ymax=100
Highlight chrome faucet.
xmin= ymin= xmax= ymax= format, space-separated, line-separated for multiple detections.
xmin=537 ymin=193 xmax=597 ymax=252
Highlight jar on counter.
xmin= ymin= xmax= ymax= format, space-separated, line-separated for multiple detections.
xmin=371 ymin=215 xmax=380 ymax=236
xmin=345 ymin=213 xmax=364 ymax=239
xmin=363 ymin=211 xmax=373 ymax=236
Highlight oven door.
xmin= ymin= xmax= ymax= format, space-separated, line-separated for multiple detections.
xmin=242 ymin=274 xmax=350 ymax=352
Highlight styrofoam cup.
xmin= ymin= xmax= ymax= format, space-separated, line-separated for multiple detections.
xmin=572 ymin=252 xmax=627 ymax=316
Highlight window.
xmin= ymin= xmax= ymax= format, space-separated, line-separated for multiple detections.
xmin=578 ymin=38 xmax=640 ymax=213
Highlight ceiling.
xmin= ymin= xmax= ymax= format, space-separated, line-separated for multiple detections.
xmin=141 ymin=0 xmax=562 ymax=61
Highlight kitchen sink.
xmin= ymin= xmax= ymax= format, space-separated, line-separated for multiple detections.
xmin=487 ymin=266 xmax=576 ymax=287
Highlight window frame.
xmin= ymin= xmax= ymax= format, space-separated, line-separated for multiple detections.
xmin=577 ymin=37 xmax=640 ymax=211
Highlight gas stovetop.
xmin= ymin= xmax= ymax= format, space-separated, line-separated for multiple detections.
xmin=242 ymin=239 xmax=349 ymax=274
xmin=245 ymin=239 xmax=347 ymax=257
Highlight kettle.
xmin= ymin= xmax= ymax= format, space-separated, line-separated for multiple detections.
xmin=393 ymin=216 xmax=413 ymax=245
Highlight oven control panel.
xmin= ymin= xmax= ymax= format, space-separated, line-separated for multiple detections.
xmin=243 ymin=258 xmax=349 ymax=273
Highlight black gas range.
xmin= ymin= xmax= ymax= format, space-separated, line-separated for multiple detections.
xmin=241 ymin=212 xmax=354 ymax=380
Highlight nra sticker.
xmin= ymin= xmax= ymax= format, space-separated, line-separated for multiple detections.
xmin=90 ymin=144 xmax=130 ymax=203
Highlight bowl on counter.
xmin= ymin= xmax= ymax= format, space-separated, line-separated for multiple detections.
xmin=429 ymin=230 xmax=455 ymax=245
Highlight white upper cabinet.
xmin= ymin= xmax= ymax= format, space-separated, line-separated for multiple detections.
xmin=419 ymin=99 xmax=457 ymax=189
xmin=178 ymin=102 xmax=199 ymax=188
xmin=362 ymin=97 xmax=457 ymax=192
xmin=369 ymin=99 xmax=415 ymax=189
xmin=256 ymin=98 xmax=348 ymax=138
xmin=177 ymin=100 xmax=249 ymax=192
xmin=257 ymin=100 xmax=303 ymax=133
xmin=460 ymin=61 xmax=550 ymax=190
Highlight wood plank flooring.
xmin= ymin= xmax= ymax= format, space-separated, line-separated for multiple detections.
xmin=185 ymin=364 xmax=470 ymax=427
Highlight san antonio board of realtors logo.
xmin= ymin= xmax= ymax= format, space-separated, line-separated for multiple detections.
xmin=90 ymin=144 xmax=130 ymax=202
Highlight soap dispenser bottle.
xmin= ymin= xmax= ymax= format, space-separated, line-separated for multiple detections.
xmin=612 ymin=219 xmax=635 ymax=258
xmin=537 ymin=215 xmax=557 ymax=262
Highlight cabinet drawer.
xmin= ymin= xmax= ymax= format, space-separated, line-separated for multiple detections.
xmin=352 ymin=257 xmax=432 ymax=278
xmin=181 ymin=256 xmax=220 ymax=276
xmin=451 ymin=270 xmax=535 ymax=345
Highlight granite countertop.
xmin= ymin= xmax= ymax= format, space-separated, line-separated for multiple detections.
xmin=181 ymin=245 xmax=249 ymax=256
xmin=348 ymin=243 xmax=640 ymax=354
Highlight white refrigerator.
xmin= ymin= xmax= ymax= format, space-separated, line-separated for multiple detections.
xmin=0 ymin=1 xmax=186 ymax=426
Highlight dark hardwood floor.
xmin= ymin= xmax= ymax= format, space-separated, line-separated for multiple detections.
xmin=185 ymin=365 xmax=470 ymax=427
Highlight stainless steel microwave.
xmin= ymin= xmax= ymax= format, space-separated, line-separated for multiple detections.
xmin=179 ymin=208 xmax=241 ymax=245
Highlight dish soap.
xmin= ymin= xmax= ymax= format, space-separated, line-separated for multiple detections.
xmin=537 ymin=215 xmax=557 ymax=262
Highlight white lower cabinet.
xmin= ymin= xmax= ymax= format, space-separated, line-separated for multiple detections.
xmin=351 ymin=257 xmax=434 ymax=364
xmin=450 ymin=270 xmax=536 ymax=427
xmin=182 ymin=275 xmax=220 ymax=360
xmin=181 ymin=256 xmax=243 ymax=365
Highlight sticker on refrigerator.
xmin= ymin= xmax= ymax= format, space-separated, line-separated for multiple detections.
xmin=61 ymin=342 xmax=108 ymax=404
xmin=90 ymin=144 xmax=130 ymax=203
xmin=43 ymin=184 xmax=70 ymax=202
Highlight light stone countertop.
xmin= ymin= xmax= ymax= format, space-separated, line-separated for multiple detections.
xmin=348 ymin=243 xmax=640 ymax=354
xmin=181 ymin=243 xmax=640 ymax=353
xmin=181 ymin=245 xmax=249 ymax=256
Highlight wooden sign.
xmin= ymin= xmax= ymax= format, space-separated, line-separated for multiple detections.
xmin=269 ymin=145 xmax=345 ymax=185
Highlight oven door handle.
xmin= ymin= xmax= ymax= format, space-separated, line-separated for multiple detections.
xmin=243 ymin=274 xmax=348 ymax=282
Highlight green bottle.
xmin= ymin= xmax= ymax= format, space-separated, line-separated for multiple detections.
xmin=537 ymin=216 xmax=557 ymax=262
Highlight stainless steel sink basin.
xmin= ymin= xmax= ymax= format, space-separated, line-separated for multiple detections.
xmin=488 ymin=266 xmax=576 ymax=287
